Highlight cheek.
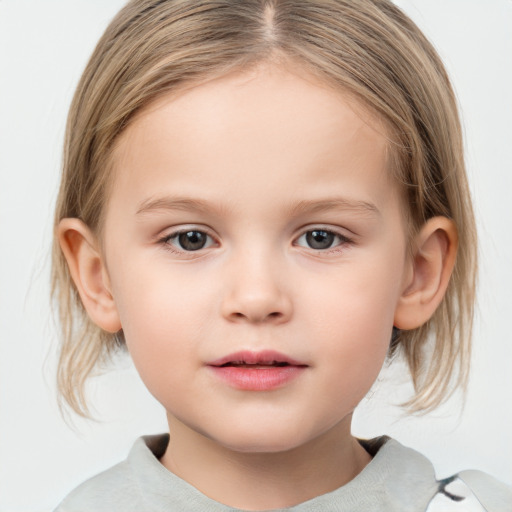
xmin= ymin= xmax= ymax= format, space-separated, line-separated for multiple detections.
xmin=310 ymin=304 xmax=392 ymax=415
xmin=305 ymin=254 xmax=403 ymax=337
xmin=109 ymin=261 xmax=214 ymax=379
xmin=304 ymin=252 xmax=405 ymax=390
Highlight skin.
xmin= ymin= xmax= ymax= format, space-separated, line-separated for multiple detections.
xmin=59 ymin=62 xmax=457 ymax=510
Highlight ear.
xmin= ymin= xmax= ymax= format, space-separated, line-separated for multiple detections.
xmin=58 ymin=218 xmax=122 ymax=333
xmin=394 ymin=216 xmax=458 ymax=330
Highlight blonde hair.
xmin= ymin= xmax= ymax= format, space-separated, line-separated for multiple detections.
xmin=52 ymin=0 xmax=477 ymax=416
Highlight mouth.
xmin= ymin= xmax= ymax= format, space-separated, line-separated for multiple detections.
xmin=207 ymin=350 xmax=308 ymax=391
xmin=208 ymin=350 xmax=307 ymax=368
xmin=220 ymin=361 xmax=291 ymax=368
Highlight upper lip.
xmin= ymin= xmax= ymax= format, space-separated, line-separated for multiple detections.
xmin=208 ymin=350 xmax=308 ymax=367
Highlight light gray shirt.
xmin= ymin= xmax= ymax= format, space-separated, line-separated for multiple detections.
xmin=55 ymin=434 xmax=512 ymax=511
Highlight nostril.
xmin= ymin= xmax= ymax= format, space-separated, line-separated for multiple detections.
xmin=222 ymin=290 xmax=293 ymax=324
xmin=230 ymin=310 xmax=283 ymax=322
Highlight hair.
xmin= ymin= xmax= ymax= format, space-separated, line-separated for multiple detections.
xmin=52 ymin=0 xmax=477 ymax=417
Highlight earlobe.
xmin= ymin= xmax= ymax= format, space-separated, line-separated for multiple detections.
xmin=58 ymin=218 xmax=122 ymax=333
xmin=394 ymin=217 xmax=458 ymax=330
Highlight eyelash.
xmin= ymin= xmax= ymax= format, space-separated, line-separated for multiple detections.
xmin=158 ymin=227 xmax=353 ymax=255
xmin=159 ymin=229 xmax=217 ymax=254
xmin=294 ymin=229 xmax=353 ymax=252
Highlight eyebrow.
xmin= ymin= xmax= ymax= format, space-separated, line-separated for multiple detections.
xmin=136 ymin=197 xmax=224 ymax=216
xmin=289 ymin=198 xmax=380 ymax=217
xmin=136 ymin=196 xmax=380 ymax=217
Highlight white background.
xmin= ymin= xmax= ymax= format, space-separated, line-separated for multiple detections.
xmin=0 ymin=1 xmax=511 ymax=510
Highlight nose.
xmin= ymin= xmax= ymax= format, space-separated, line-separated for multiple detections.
xmin=220 ymin=248 xmax=293 ymax=325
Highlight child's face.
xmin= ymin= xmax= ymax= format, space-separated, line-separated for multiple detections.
xmin=102 ymin=63 xmax=411 ymax=453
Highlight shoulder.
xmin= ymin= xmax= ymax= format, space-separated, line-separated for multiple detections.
xmin=362 ymin=437 xmax=512 ymax=512
xmin=53 ymin=457 xmax=141 ymax=512
xmin=428 ymin=468 xmax=512 ymax=512
xmin=54 ymin=434 xmax=171 ymax=512
xmin=456 ymin=470 xmax=511 ymax=511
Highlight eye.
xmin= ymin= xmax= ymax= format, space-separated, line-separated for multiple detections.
xmin=164 ymin=230 xmax=214 ymax=251
xmin=295 ymin=229 xmax=350 ymax=250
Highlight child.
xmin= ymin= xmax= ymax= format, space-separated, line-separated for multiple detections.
xmin=51 ymin=0 xmax=511 ymax=510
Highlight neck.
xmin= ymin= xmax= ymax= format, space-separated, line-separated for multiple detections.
xmin=160 ymin=414 xmax=371 ymax=510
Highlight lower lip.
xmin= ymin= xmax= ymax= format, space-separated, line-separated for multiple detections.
xmin=208 ymin=366 xmax=306 ymax=391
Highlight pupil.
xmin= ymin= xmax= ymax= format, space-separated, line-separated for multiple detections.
xmin=179 ymin=231 xmax=206 ymax=251
xmin=306 ymin=230 xmax=334 ymax=249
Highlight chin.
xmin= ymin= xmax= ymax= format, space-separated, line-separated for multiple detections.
xmin=205 ymin=422 xmax=318 ymax=455
xmin=221 ymin=437 xmax=305 ymax=454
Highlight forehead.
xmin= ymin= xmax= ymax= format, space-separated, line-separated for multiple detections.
xmin=121 ymin=63 xmax=390 ymax=148
xmin=107 ymin=63 xmax=398 ymax=219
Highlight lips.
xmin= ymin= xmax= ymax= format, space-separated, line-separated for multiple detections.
xmin=207 ymin=350 xmax=308 ymax=391
xmin=209 ymin=350 xmax=306 ymax=367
